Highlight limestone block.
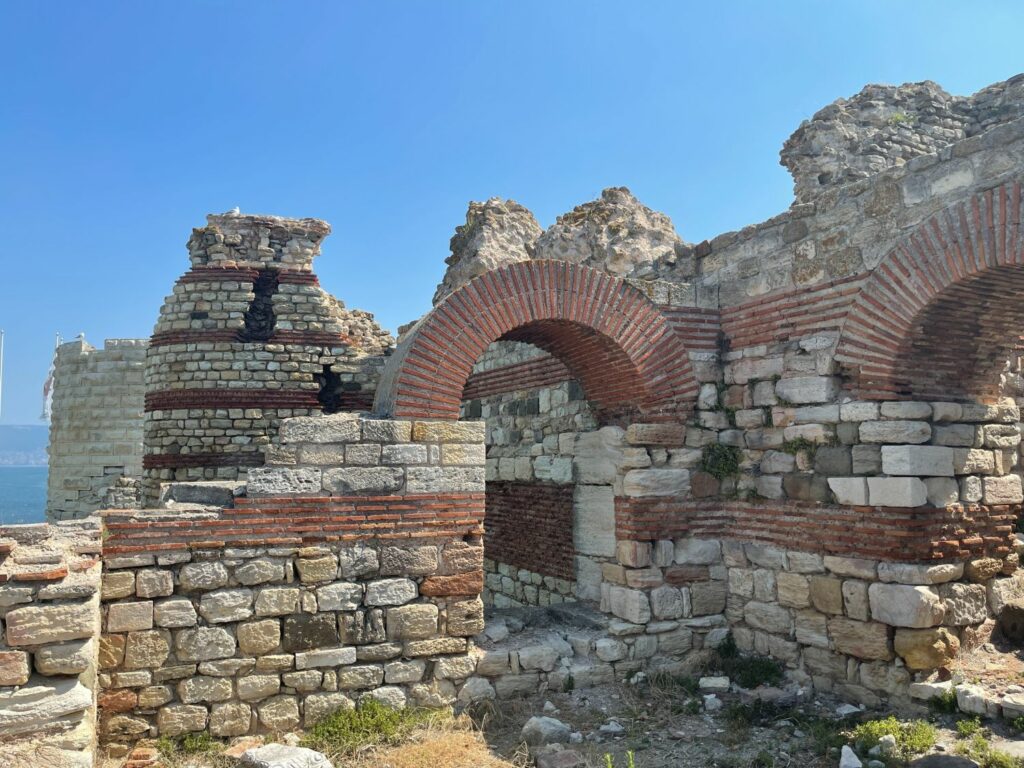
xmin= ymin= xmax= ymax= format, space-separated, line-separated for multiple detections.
xmin=983 ymin=424 xmax=1021 ymax=448
xmin=809 ymin=576 xmax=844 ymax=614
xmin=859 ymin=421 xmax=931 ymax=444
xmin=210 ymin=702 xmax=251 ymax=738
xmin=932 ymin=424 xmax=978 ymax=447
xmin=363 ymin=419 xmax=413 ymax=443
xmin=881 ymin=445 xmax=954 ymax=476
xmin=295 ymin=647 xmax=357 ymax=669
xmin=323 ymin=467 xmax=404 ymax=494
xmin=987 ymin=572 xmax=1024 ymax=614
xmin=729 ymin=568 xmax=754 ymax=598
xmin=841 ymin=401 xmax=879 ymax=421
xmin=960 ymin=476 xmax=984 ymax=502
xmin=341 ymin=609 xmax=387 ymax=645
xmin=842 ymin=580 xmax=870 ymax=621
xmin=852 ymin=444 xmax=882 ymax=474
xmin=777 ymin=572 xmax=811 ymax=608
xmin=938 ymin=583 xmax=988 ymax=626
xmin=102 ymin=571 xmax=136 ymax=600
xmin=157 ymin=703 xmax=208 ymax=736
xmin=622 ymin=468 xmax=690 ymax=497
xmin=743 ymin=601 xmax=792 ymax=634
xmin=650 ymin=585 xmax=685 ymax=619
xmin=385 ymin=604 xmax=438 ymax=641
xmin=868 ymin=584 xmax=945 ymax=628
xmin=924 ymin=477 xmax=959 ymax=507
xmin=99 ymin=634 xmax=126 ymax=669
xmin=795 ymin=610 xmax=829 ymax=648
xmin=952 ymin=448 xmax=995 ymax=475
xmin=894 ymin=627 xmax=960 ymax=670
xmin=775 ymin=376 xmax=839 ymax=404
xmin=880 ymin=401 xmax=932 ymax=420
xmin=281 ymin=414 xmax=361 ymax=443
xmin=199 ymin=588 xmax=254 ymax=623
xmin=257 ymin=695 xmax=301 ymax=731
xmin=0 ymin=651 xmax=30 ymax=686
xmin=179 ymin=561 xmax=229 ymax=591
xmin=983 ymin=474 xmax=1023 ymax=504
xmin=238 ymin=620 xmax=281 ymax=656
xmin=255 ymin=586 xmax=301 ymax=616
xmin=828 ymin=617 xmax=892 ymax=660
xmin=608 ymin=586 xmax=651 ymax=624
xmin=616 ymin=540 xmax=652 ymax=568
xmin=745 ymin=544 xmax=787 ymax=569
xmin=675 ymin=538 xmax=722 ymax=565
xmin=828 ymin=477 xmax=868 ymax=505
xmin=338 ymin=544 xmax=380 ymax=579
xmin=384 ymin=659 xmax=426 ymax=684
xmin=124 ymin=629 xmax=171 ymax=670
xmin=246 ymin=467 xmax=322 ymax=496
xmin=316 ymin=583 xmax=363 ymax=612
xmin=412 ymin=420 xmax=485 ymax=443
xmin=297 ymin=554 xmax=339 ymax=583
xmin=626 ymin=423 xmax=687 ymax=446
xmin=365 ymin=578 xmax=417 ymax=606
xmin=573 ymin=485 xmax=616 ymax=557
xmin=176 ymin=626 xmax=237 ymax=661
xmin=34 ymin=639 xmax=93 ymax=676
xmin=337 ymin=664 xmax=385 ymax=690
xmin=382 ymin=444 xmax=428 ymax=464
xmin=787 ymin=551 xmax=824 ymax=573
xmin=533 ymin=456 xmax=573 ymax=483
xmin=4 ymin=595 xmax=99 ymax=647
xmin=658 ymin=627 xmax=694 ymax=654
xmin=106 ymin=600 xmax=156 ymax=634
xmin=447 ymin=597 xmax=485 ymax=636
xmin=690 ymin=581 xmax=728 ymax=615
xmin=875 ymin=565 xmax=962 ymax=590
xmin=966 ymin=558 xmax=1002 ymax=583
xmin=380 ymin=546 xmax=438 ymax=576
xmin=405 ymin=466 xmax=484 ymax=493
xmin=180 ymin=675 xmax=234 ymax=704
xmin=867 ymin=477 xmax=927 ymax=507
xmin=234 ymin=558 xmax=285 ymax=586
xmin=154 ymin=596 xmax=198 ymax=628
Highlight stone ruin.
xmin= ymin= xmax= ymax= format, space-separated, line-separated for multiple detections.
xmin=5 ymin=73 xmax=1024 ymax=765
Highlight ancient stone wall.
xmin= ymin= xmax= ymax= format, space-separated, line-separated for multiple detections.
xmin=143 ymin=213 xmax=393 ymax=503
xmin=0 ymin=520 xmax=102 ymax=762
xmin=99 ymin=413 xmax=487 ymax=742
xmin=47 ymin=338 xmax=147 ymax=521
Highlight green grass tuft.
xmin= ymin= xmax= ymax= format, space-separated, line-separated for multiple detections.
xmin=851 ymin=716 xmax=937 ymax=762
xmin=701 ymin=443 xmax=742 ymax=480
xmin=301 ymin=698 xmax=443 ymax=758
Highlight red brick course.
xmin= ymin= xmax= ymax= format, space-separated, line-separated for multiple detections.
xmin=102 ymin=493 xmax=484 ymax=555
xmin=616 ymin=497 xmax=1019 ymax=562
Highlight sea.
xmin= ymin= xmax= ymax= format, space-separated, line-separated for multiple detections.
xmin=0 ymin=466 xmax=48 ymax=525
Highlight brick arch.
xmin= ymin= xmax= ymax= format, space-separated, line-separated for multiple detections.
xmin=374 ymin=260 xmax=698 ymax=421
xmin=836 ymin=180 xmax=1023 ymax=401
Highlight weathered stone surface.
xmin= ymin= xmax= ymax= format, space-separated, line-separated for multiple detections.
xmin=154 ymin=596 xmax=198 ymax=627
xmin=210 ymin=701 xmax=252 ymax=738
xmin=675 ymin=538 xmax=722 ymax=565
xmin=0 ymin=651 xmax=30 ymax=686
xmin=124 ymin=629 xmax=171 ymax=670
xmin=828 ymin=618 xmax=893 ymax=660
xmin=237 ymin=674 xmax=281 ymax=702
xmin=323 ymin=467 xmax=404 ymax=494
xmin=859 ymin=420 xmax=931 ymax=444
xmin=965 ymin=558 xmax=1003 ymax=583
xmin=247 ymin=466 xmax=323 ymax=496
xmin=894 ymin=627 xmax=960 ymax=670
xmin=236 ymin=558 xmax=285 ymax=586
xmin=365 ymin=578 xmax=417 ymax=606
xmin=200 ymin=588 xmax=254 ymax=623
xmin=5 ymin=597 xmax=99 ymax=646
xmin=241 ymin=743 xmax=335 ymax=768
xmin=622 ymin=469 xmax=690 ymax=497
xmin=255 ymin=586 xmax=301 ymax=616
xmin=881 ymin=445 xmax=954 ymax=476
xmin=179 ymin=561 xmax=229 ymax=591
xmin=283 ymin=614 xmax=339 ymax=652
xmin=380 ymin=546 xmax=438 ymax=576
xmin=238 ymin=619 xmax=282 ymax=656
xmin=447 ymin=596 xmax=486 ymax=636
xmin=809 ymin=576 xmax=844 ymax=614
xmin=0 ymin=678 xmax=93 ymax=736
xmin=257 ymin=695 xmax=301 ymax=731
xmin=157 ymin=703 xmax=208 ymax=736
xmin=385 ymin=604 xmax=439 ymax=640
xmin=777 ymin=572 xmax=811 ymax=608
xmin=34 ymin=639 xmax=93 ymax=676
xmin=180 ymin=675 xmax=234 ymax=704
xmin=877 ymin=562 xmax=963 ymax=585
xmin=868 ymin=584 xmax=945 ymax=628
xmin=744 ymin=601 xmax=792 ymax=634
xmin=295 ymin=647 xmax=357 ymax=669
xmin=775 ymin=376 xmax=839 ymax=404
xmin=938 ymin=583 xmax=989 ymax=626
xmin=690 ymin=581 xmax=728 ymax=616
xmin=176 ymin=626 xmax=236 ymax=661
xmin=608 ymin=586 xmax=651 ymax=624
xmin=521 ymin=715 xmax=572 ymax=746
xmin=866 ymin=477 xmax=927 ymax=507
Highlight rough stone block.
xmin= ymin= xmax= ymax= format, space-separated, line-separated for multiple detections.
xmin=323 ymin=467 xmax=404 ymax=494
xmin=859 ymin=421 xmax=931 ymax=444
xmin=828 ymin=477 xmax=868 ymax=505
xmin=622 ymin=468 xmax=690 ymax=497
xmin=828 ymin=617 xmax=893 ymax=660
xmin=775 ymin=376 xmax=839 ymax=404
xmin=868 ymin=584 xmax=945 ymax=628
xmin=881 ymin=445 xmax=954 ymax=476
xmin=246 ymin=467 xmax=322 ymax=496
xmin=983 ymin=474 xmax=1023 ymax=504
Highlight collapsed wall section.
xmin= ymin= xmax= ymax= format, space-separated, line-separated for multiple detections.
xmin=142 ymin=213 xmax=393 ymax=504
xmin=47 ymin=338 xmax=147 ymax=521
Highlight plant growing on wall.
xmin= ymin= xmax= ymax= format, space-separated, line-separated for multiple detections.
xmin=701 ymin=443 xmax=741 ymax=480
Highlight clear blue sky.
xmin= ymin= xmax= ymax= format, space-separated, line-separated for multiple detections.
xmin=1 ymin=1 xmax=1021 ymax=425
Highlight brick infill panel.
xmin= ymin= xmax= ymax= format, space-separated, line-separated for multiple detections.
xmin=142 ymin=452 xmax=265 ymax=470
xmin=484 ymin=481 xmax=575 ymax=581
xmin=463 ymin=357 xmax=572 ymax=400
xmin=616 ymin=497 xmax=1019 ymax=562
xmin=102 ymin=493 xmax=485 ymax=554
xmin=145 ymin=387 xmax=321 ymax=412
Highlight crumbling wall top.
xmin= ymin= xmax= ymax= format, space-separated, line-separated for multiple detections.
xmin=188 ymin=212 xmax=332 ymax=271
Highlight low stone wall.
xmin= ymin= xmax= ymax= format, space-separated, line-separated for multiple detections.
xmin=98 ymin=536 xmax=485 ymax=744
xmin=0 ymin=519 xmax=102 ymax=762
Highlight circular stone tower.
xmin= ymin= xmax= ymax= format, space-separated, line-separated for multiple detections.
xmin=142 ymin=212 xmax=393 ymax=503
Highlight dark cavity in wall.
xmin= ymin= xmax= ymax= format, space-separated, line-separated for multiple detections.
xmin=237 ymin=269 xmax=280 ymax=342
xmin=315 ymin=365 xmax=363 ymax=414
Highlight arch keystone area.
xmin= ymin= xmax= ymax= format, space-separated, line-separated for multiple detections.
xmin=836 ymin=180 xmax=1024 ymax=401
xmin=374 ymin=260 xmax=699 ymax=421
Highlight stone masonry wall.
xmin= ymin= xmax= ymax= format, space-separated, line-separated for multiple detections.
xmin=143 ymin=213 xmax=393 ymax=502
xmin=47 ymin=338 xmax=147 ymax=521
xmin=99 ymin=413 xmax=488 ymax=744
xmin=0 ymin=519 xmax=103 ymax=762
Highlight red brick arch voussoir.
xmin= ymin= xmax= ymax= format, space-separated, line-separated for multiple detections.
xmin=374 ymin=260 xmax=699 ymax=421
xmin=836 ymin=180 xmax=1024 ymax=401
